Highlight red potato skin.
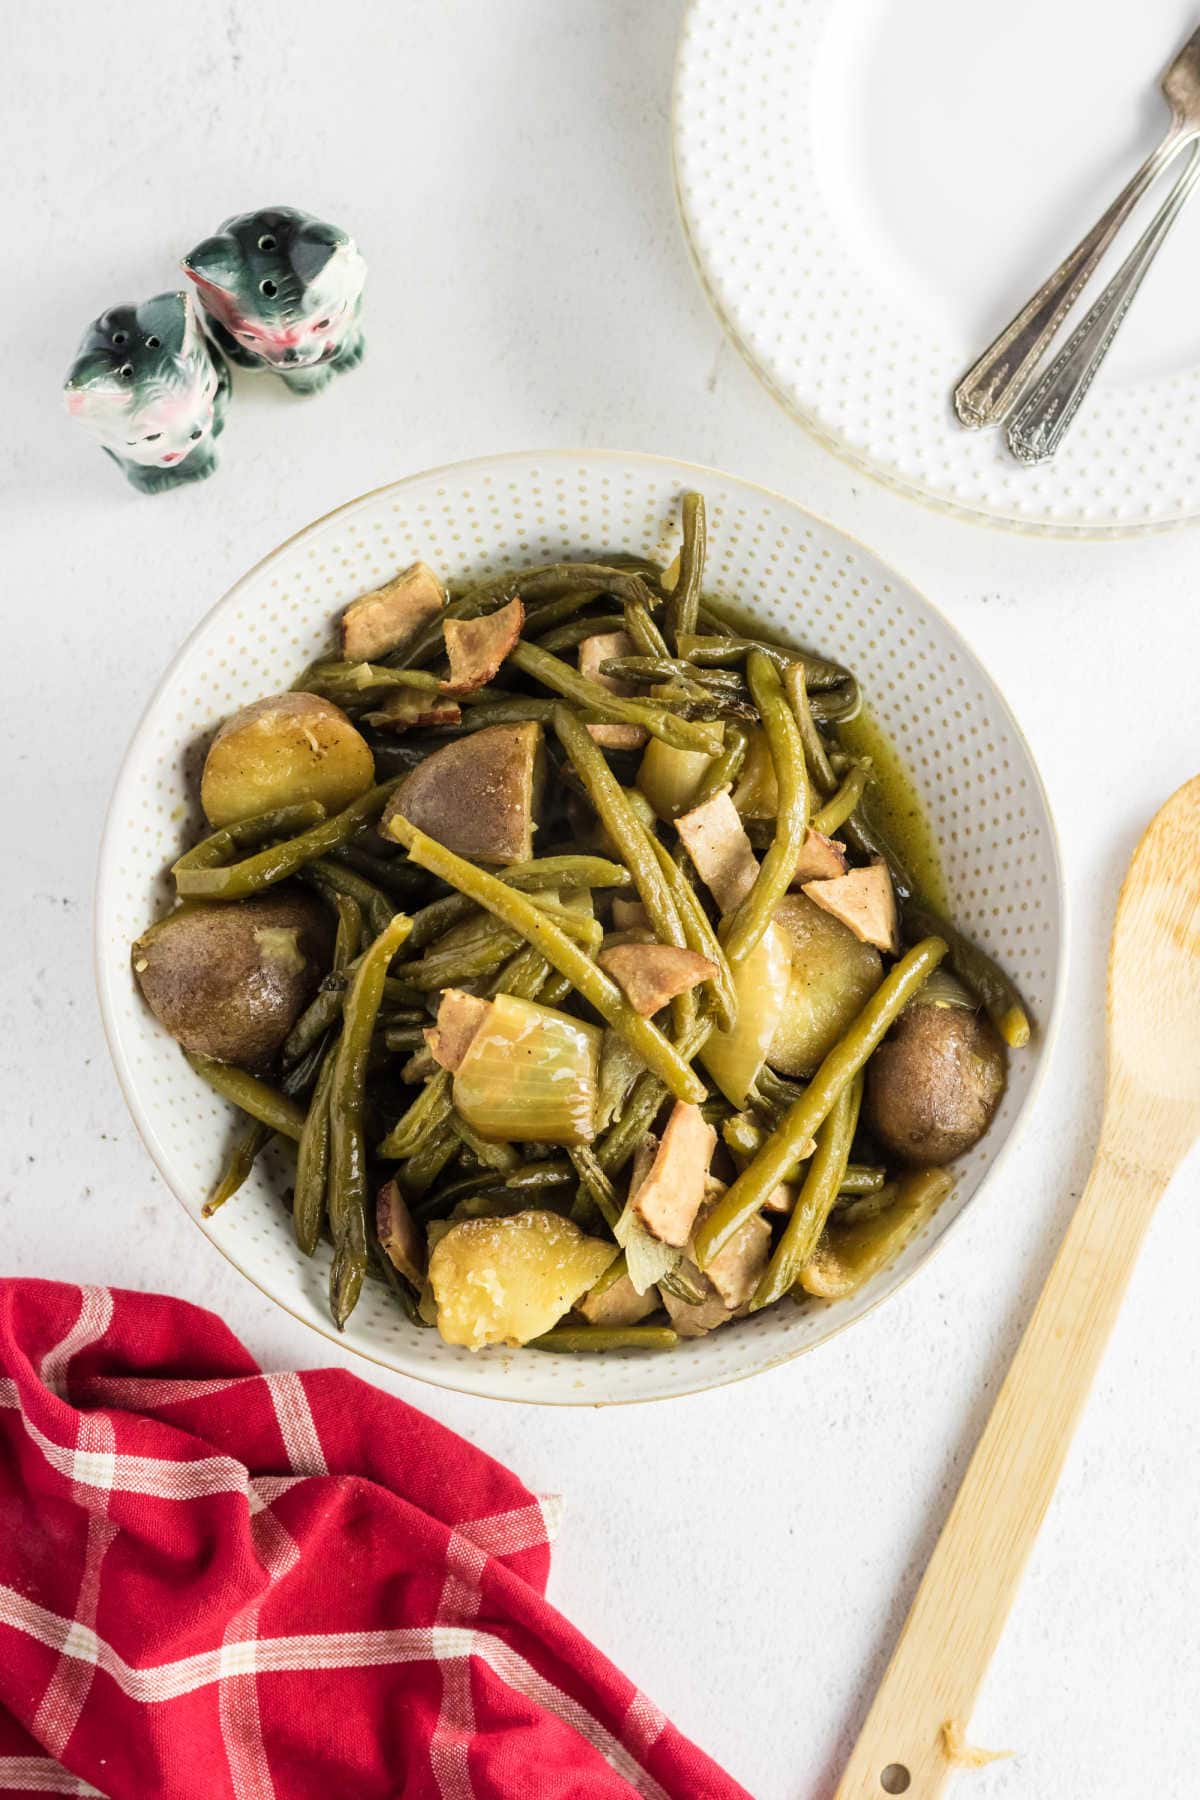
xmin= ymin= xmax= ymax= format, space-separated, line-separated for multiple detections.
xmin=380 ymin=722 xmax=545 ymax=864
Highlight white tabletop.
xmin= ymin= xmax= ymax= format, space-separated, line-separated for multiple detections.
xmin=6 ymin=4 xmax=1198 ymax=1796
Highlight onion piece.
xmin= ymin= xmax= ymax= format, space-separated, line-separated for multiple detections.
xmin=699 ymin=917 xmax=792 ymax=1105
xmin=452 ymin=992 xmax=602 ymax=1145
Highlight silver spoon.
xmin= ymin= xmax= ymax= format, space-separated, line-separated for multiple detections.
xmin=1006 ymin=144 xmax=1200 ymax=463
xmin=953 ymin=23 xmax=1200 ymax=428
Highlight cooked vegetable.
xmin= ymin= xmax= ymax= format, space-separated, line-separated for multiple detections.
xmin=694 ymin=937 xmax=948 ymax=1267
xmin=510 ymin=640 xmax=722 ymax=755
xmin=664 ymin=490 xmax=706 ymax=646
xmin=864 ymin=1002 xmax=1006 ymax=1165
xmin=729 ymin=727 xmax=778 ymax=819
xmin=185 ymin=1054 xmax=307 ymax=1139
xmin=341 ymin=560 xmax=445 ymax=662
xmin=176 ymin=780 xmax=402 ymax=900
xmin=903 ymin=900 xmax=1032 ymax=1050
xmin=441 ymin=596 xmax=524 ymax=694
xmin=530 ymin=1325 xmax=678 ymax=1352
xmin=451 ymin=992 xmax=602 ymax=1146
xmin=428 ymin=1210 xmax=618 ymax=1349
xmin=172 ymin=802 xmax=328 ymax=879
xmin=327 ymin=914 xmax=413 ymax=1328
xmin=365 ymin=691 xmax=462 ymax=734
xmin=381 ymin=722 xmax=544 ymax=865
xmin=636 ymin=737 xmax=716 ymax=821
xmin=810 ymin=763 xmax=870 ymax=837
xmin=293 ymin=1046 xmax=336 ymax=1256
xmin=768 ymin=892 xmax=884 ymax=1077
xmin=133 ymin=889 xmax=331 ymax=1067
xmin=596 ymin=943 xmax=717 ymax=1016
xmin=720 ymin=653 xmax=809 ymax=969
xmin=799 ymin=1168 xmax=954 ymax=1299
xmin=699 ymin=918 xmax=792 ymax=1106
xmin=750 ymin=1072 xmax=863 ymax=1309
xmin=802 ymin=859 xmax=899 ymax=955
xmin=388 ymin=819 xmax=707 ymax=1104
xmin=200 ymin=692 xmax=375 ymax=829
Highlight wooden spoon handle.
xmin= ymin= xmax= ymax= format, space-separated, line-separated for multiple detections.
xmin=834 ymin=1140 xmax=1164 ymax=1798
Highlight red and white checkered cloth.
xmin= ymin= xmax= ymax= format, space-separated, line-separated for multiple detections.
xmin=0 ymin=1280 xmax=750 ymax=1800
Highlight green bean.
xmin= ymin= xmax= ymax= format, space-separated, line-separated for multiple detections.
xmin=521 ymin=563 xmax=660 ymax=608
xmin=403 ymin=1125 xmax=460 ymax=1195
xmin=382 ymin=1026 xmax=429 ymax=1052
xmin=752 ymin=1064 xmax=806 ymax=1118
xmin=903 ymin=901 xmax=1031 ymax=1048
xmin=185 ymin=1054 xmax=307 ymax=1140
xmin=552 ymin=708 xmax=690 ymax=1026
xmin=454 ymin=699 xmax=559 ymax=733
xmin=750 ymin=1071 xmax=863 ymax=1309
xmin=405 ymin=891 xmax=480 ymax=951
xmin=693 ymin=937 xmax=947 ymax=1266
xmin=665 ymin=491 xmax=706 ymax=647
xmin=502 ymin=854 xmax=630 ymax=893
xmin=379 ymin=1067 xmax=452 ymax=1159
xmin=283 ymin=926 xmax=418 ymax=1065
xmin=838 ymin=1166 xmax=887 ymax=1197
xmin=531 ymin=1325 xmax=678 ymax=1352
xmin=505 ymin=1159 xmax=575 ymax=1190
xmin=388 ymin=820 xmax=707 ymax=1104
xmin=693 ymin=602 xmax=852 ymax=689
xmin=396 ymin=920 xmax=522 ymax=990
xmin=586 ymin=1251 xmax=630 ymax=1299
xmin=781 ymin=663 xmax=838 ymax=796
xmin=538 ymin=971 xmax=573 ymax=1008
xmin=293 ymin=1044 xmax=337 ymax=1256
xmin=568 ymin=1145 xmax=621 ymax=1230
xmin=171 ymin=802 xmax=327 ymax=878
xmin=331 ymin=844 xmax=428 ymax=898
xmin=623 ymin=598 xmax=671 ymax=660
xmin=720 ymin=653 xmax=808 ymax=968
xmin=499 ymin=942 xmax=556 ymax=1003
xmin=690 ymin=722 xmax=750 ymax=811
xmin=810 ymin=679 xmax=861 ymax=725
xmin=533 ymin=613 xmax=626 ymax=653
xmin=202 ymin=1120 xmax=272 ymax=1218
xmin=332 ymin=893 xmax=364 ymax=970
xmin=327 ymin=913 xmax=414 ymax=1329
xmin=810 ymin=765 xmax=870 ymax=838
xmin=645 ymin=835 xmax=738 ymax=1033
xmin=305 ymin=858 xmax=394 ymax=939
xmin=175 ymin=781 xmax=403 ymax=899
xmin=600 ymin=656 xmax=745 ymax=694
xmin=510 ymin=641 xmax=721 ymax=756
xmin=721 ymin=1115 xmax=883 ymax=1199
xmin=367 ymin=1233 xmax=427 ymax=1327
xmin=299 ymin=659 xmax=443 ymax=700
xmin=594 ymin=1015 xmax=713 ymax=1175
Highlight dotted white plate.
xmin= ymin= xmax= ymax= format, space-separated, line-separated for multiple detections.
xmin=674 ymin=0 xmax=1200 ymax=535
xmin=95 ymin=450 xmax=1064 ymax=1405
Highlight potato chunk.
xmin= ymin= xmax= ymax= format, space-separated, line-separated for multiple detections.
xmin=428 ymin=1210 xmax=618 ymax=1349
xmin=381 ymin=722 xmax=544 ymax=864
xmin=200 ymin=691 xmax=374 ymax=829
xmin=768 ymin=892 xmax=883 ymax=1077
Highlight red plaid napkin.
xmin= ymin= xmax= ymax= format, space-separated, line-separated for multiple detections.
xmin=0 ymin=1280 xmax=749 ymax=1800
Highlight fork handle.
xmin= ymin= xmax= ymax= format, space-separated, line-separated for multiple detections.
xmin=1007 ymin=146 xmax=1200 ymax=462
xmin=833 ymin=1130 xmax=1167 ymax=1799
xmin=953 ymin=125 xmax=1189 ymax=427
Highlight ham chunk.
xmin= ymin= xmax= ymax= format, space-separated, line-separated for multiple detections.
xmin=425 ymin=989 xmax=491 ymax=1072
xmin=660 ymin=1266 xmax=732 ymax=1338
xmin=675 ymin=789 xmax=759 ymax=914
xmin=579 ymin=629 xmax=648 ymax=751
xmin=630 ymin=1102 xmax=716 ymax=1247
xmin=341 ymin=561 xmax=445 ymax=662
xmin=597 ymin=943 xmax=717 ymax=1017
xmin=577 ymin=1271 xmax=659 ymax=1327
xmin=791 ymin=828 xmax=848 ymax=886
xmin=441 ymin=597 xmax=524 ymax=695
xmin=376 ymin=1180 xmax=426 ymax=1287
xmin=703 ymin=1209 xmax=772 ymax=1311
xmin=802 ymin=858 xmax=899 ymax=955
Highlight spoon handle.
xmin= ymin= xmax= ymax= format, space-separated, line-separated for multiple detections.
xmin=1007 ymin=146 xmax=1200 ymax=463
xmin=952 ymin=125 xmax=1187 ymax=428
xmin=833 ymin=1130 xmax=1166 ymax=1799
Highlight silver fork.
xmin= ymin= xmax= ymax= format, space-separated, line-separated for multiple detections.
xmin=1006 ymin=144 xmax=1200 ymax=463
xmin=953 ymin=23 xmax=1200 ymax=428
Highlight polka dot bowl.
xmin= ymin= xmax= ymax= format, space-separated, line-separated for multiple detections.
xmin=95 ymin=450 xmax=1065 ymax=1405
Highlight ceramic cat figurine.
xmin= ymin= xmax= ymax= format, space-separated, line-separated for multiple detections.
xmin=182 ymin=207 xmax=366 ymax=395
xmin=63 ymin=291 xmax=230 ymax=494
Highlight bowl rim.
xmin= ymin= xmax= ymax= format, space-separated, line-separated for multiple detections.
xmin=94 ymin=446 xmax=1069 ymax=1405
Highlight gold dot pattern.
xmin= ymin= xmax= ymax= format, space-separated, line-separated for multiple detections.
xmin=95 ymin=451 xmax=1064 ymax=1405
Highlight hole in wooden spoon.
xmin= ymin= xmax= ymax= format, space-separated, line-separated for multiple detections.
xmin=880 ymin=1767 xmax=911 ymax=1795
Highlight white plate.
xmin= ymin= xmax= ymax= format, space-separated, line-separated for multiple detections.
xmin=95 ymin=450 xmax=1064 ymax=1404
xmin=674 ymin=0 xmax=1200 ymax=535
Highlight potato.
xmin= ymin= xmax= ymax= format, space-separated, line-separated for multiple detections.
xmin=865 ymin=1002 xmax=1006 ymax=1166
xmin=700 ymin=919 xmax=792 ymax=1106
xmin=131 ymin=889 xmax=332 ymax=1068
xmin=381 ymin=721 xmax=544 ymax=864
xmin=768 ymin=892 xmax=883 ymax=1077
xmin=200 ymin=691 xmax=375 ymax=828
xmin=428 ymin=1210 xmax=618 ymax=1349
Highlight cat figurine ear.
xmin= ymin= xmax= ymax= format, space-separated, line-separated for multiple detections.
xmin=182 ymin=206 xmax=366 ymax=395
xmin=63 ymin=291 xmax=230 ymax=494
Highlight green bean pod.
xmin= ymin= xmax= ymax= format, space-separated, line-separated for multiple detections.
xmin=171 ymin=802 xmax=327 ymax=878
xmin=510 ymin=641 xmax=721 ymax=756
xmin=623 ymin=598 xmax=671 ymax=660
xmin=781 ymin=663 xmax=838 ymax=797
xmin=664 ymin=491 xmax=706 ymax=647
xmin=693 ymin=936 xmax=947 ymax=1267
xmin=202 ymin=1120 xmax=272 ymax=1219
xmin=533 ymin=613 xmax=626 ymax=653
xmin=305 ymin=858 xmax=394 ymax=939
xmin=293 ymin=1045 xmax=338 ymax=1256
xmin=327 ymin=913 xmax=414 ymax=1328
xmin=720 ymin=653 xmax=809 ymax=968
xmin=388 ymin=819 xmax=707 ymax=1104
xmin=175 ymin=780 xmax=404 ymax=900
xmin=750 ymin=1071 xmax=863 ymax=1309
xmin=903 ymin=901 xmax=1032 ymax=1050
xmin=531 ymin=1325 xmax=678 ymax=1352
xmin=810 ymin=764 xmax=870 ymax=838
xmin=644 ymin=835 xmax=738 ymax=1033
xmin=185 ymin=1054 xmax=307 ymax=1141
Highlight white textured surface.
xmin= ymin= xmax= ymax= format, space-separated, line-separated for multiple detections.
xmin=3 ymin=3 xmax=1199 ymax=1795
xmin=96 ymin=451 xmax=1062 ymax=1404
xmin=675 ymin=0 xmax=1200 ymax=533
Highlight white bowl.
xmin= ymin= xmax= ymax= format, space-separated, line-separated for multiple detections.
xmin=96 ymin=450 xmax=1064 ymax=1404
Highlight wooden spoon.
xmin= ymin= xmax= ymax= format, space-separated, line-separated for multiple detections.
xmin=835 ymin=775 xmax=1200 ymax=1799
